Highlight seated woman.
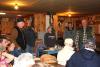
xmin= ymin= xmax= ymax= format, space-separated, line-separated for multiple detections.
xmin=0 ymin=35 xmax=15 ymax=67
xmin=34 ymin=39 xmax=46 ymax=57
xmin=7 ymin=42 xmax=21 ymax=57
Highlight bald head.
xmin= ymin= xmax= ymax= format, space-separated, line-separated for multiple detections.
xmin=81 ymin=19 xmax=88 ymax=28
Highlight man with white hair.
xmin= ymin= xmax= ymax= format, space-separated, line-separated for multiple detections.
xmin=67 ymin=39 xmax=100 ymax=67
xmin=57 ymin=38 xmax=75 ymax=66
xmin=13 ymin=53 xmax=35 ymax=67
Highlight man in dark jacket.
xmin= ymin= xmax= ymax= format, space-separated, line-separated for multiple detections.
xmin=16 ymin=17 xmax=26 ymax=52
xmin=67 ymin=39 xmax=100 ymax=67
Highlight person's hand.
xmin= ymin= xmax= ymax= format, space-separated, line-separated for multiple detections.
xmin=2 ymin=51 xmax=7 ymax=56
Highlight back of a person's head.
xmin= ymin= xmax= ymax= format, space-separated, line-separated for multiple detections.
xmin=84 ymin=39 xmax=96 ymax=50
xmin=40 ymin=54 xmax=57 ymax=64
xmin=64 ymin=38 xmax=73 ymax=47
xmin=13 ymin=53 xmax=35 ymax=67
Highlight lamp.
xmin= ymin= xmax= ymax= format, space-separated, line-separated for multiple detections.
xmin=14 ymin=4 xmax=19 ymax=10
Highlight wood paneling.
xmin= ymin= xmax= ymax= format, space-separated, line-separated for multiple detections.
xmin=34 ymin=13 xmax=46 ymax=32
xmin=0 ymin=17 xmax=15 ymax=34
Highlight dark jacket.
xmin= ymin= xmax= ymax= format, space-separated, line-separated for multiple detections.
xmin=67 ymin=49 xmax=100 ymax=67
xmin=16 ymin=27 xmax=26 ymax=50
xmin=44 ymin=32 xmax=56 ymax=48
xmin=63 ymin=29 xmax=76 ymax=40
xmin=24 ymin=27 xmax=36 ymax=47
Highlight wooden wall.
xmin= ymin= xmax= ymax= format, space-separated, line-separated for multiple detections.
xmin=0 ymin=17 xmax=15 ymax=34
xmin=34 ymin=13 xmax=46 ymax=32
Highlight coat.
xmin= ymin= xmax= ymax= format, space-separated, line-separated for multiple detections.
xmin=67 ymin=49 xmax=100 ymax=67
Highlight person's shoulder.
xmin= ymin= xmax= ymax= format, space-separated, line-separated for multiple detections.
xmin=70 ymin=51 xmax=80 ymax=59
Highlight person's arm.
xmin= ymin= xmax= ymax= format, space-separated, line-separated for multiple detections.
xmin=74 ymin=31 xmax=79 ymax=51
xmin=2 ymin=52 xmax=16 ymax=63
xmin=44 ymin=33 xmax=48 ymax=45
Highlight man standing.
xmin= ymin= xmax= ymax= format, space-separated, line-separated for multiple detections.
xmin=16 ymin=17 xmax=26 ymax=52
xmin=24 ymin=19 xmax=36 ymax=54
xmin=75 ymin=19 xmax=95 ymax=50
xmin=63 ymin=22 xmax=76 ymax=40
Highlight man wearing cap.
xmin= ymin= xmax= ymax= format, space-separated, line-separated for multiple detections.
xmin=15 ymin=17 xmax=26 ymax=52
xmin=67 ymin=39 xmax=100 ymax=67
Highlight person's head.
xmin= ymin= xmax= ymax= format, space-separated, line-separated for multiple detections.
xmin=13 ymin=53 xmax=35 ymax=67
xmin=64 ymin=38 xmax=73 ymax=47
xmin=47 ymin=26 xmax=52 ymax=33
xmin=84 ymin=39 xmax=96 ymax=50
xmin=40 ymin=54 xmax=57 ymax=64
xmin=16 ymin=18 xmax=25 ymax=28
xmin=68 ymin=22 xmax=73 ymax=28
xmin=65 ymin=22 xmax=68 ymax=27
xmin=0 ymin=35 xmax=10 ymax=48
xmin=26 ymin=19 xmax=32 ymax=27
xmin=7 ymin=42 xmax=15 ymax=52
xmin=81 ymin=19 xmax=88 ymax=28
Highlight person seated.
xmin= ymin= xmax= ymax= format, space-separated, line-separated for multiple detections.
xmin=44 ymin=26 xmax=56 ymax=49
xmin=57 ymin=38 xmax=75 ymax=66
xmin=0 ymin=35 xmax=11 ymax=48
xmin=0 ymin=35 xmax=16 ymax=67
xmin=67 ymin=39 xmax=100 ymax=67
xmin=34 ymin=39 xmax=46 ymax=57
xmin=7 ymin=42 xmax=21 ymax=57
xmin=0 ymin=51 xmax=15 ymax=67
xmin=13 ymin=53 xmax=35 ymax=67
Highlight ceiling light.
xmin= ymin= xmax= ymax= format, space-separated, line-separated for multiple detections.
xmin=17 ymin=14 xmax=22 ymax=16
xmin=14 ymin=4 xmax=19 ymax=10
xmin=68 ymin=13 xmax=72 ymax=17
xmin=0 ymin=12 xmax=6 ymax=15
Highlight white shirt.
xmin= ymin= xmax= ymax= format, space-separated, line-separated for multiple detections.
xmin=57 ymin=46 xmax=75 ymax=66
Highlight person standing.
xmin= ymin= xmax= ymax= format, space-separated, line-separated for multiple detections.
xmin=24 ymin=19 xmax=36 ymax=54
xmin=75 ymin=19 xmax=95 ymax=50
xmin=15 ymin=17 xmax=26 ymax=52
xmin=63 ymin=22 xmax=76 ymax=40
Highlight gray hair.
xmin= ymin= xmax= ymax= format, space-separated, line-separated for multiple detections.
xmin=84 ymin=40 xmax=96 ymax=49
xmin=13 ymin=53 xmax=35 ymax=67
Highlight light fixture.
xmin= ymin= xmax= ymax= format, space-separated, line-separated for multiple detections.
xmin=68 ymin=13 xmax=72 ymax=17
xmin=0 ymin=12 xmax=6 ymax=15
xmin=17 ymin=14 xmax=22 ymax=16
xmin=14 ymin=4 xmax=19 ymax=10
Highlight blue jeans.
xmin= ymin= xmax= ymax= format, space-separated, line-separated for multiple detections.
xmin=26 ymin=45 xmax=34 ymax=54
